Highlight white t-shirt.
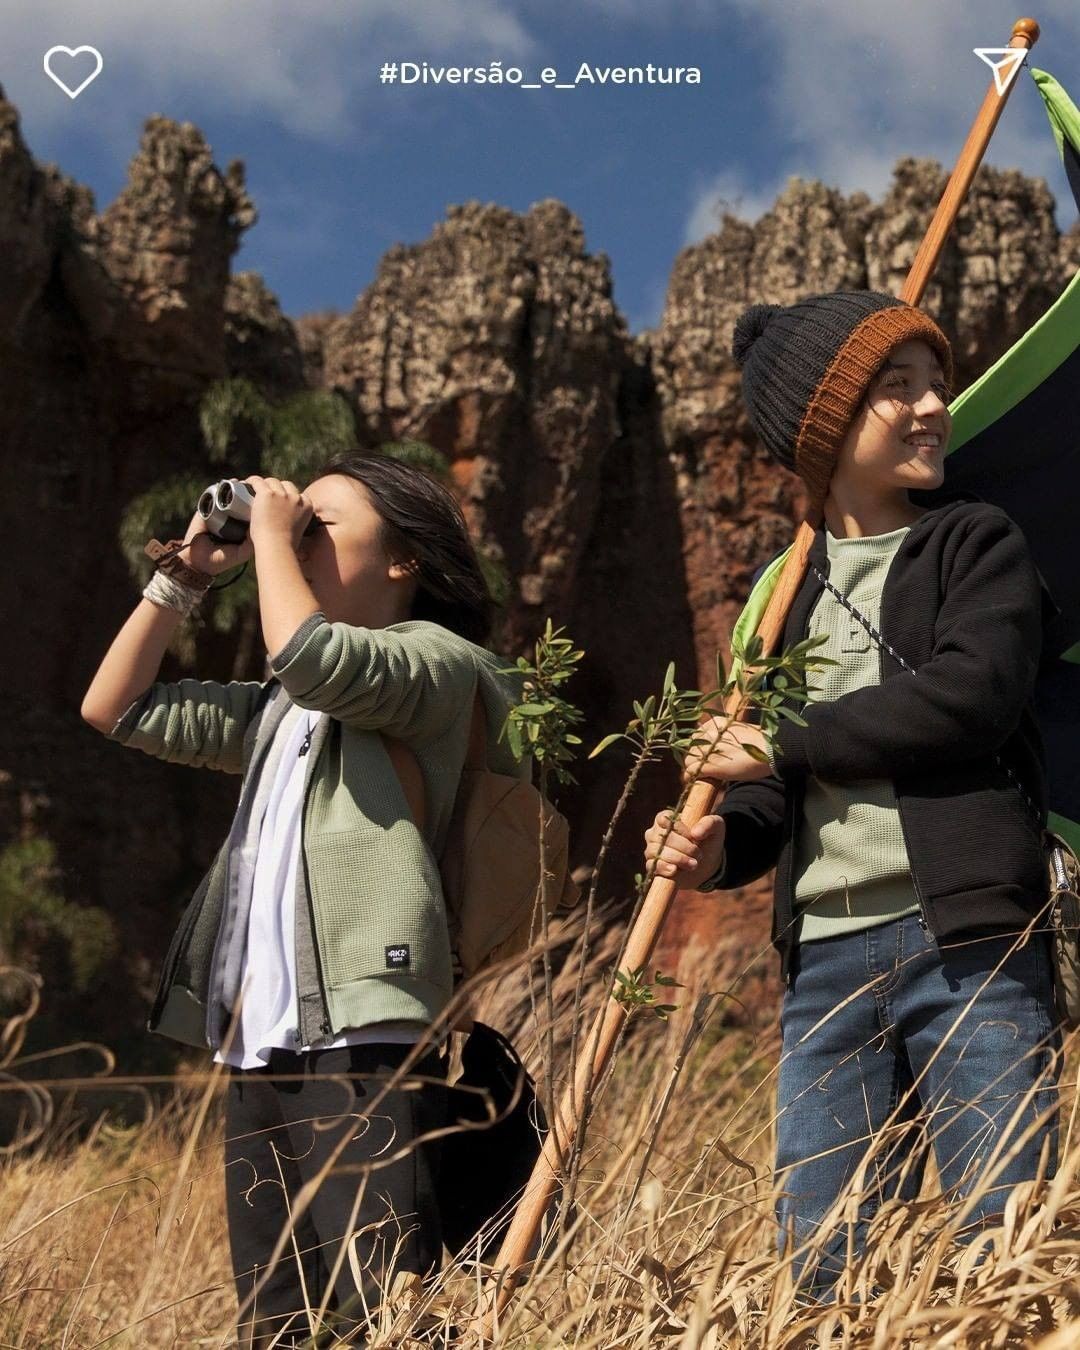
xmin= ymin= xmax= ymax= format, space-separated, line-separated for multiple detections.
xmin=213 ymin=701 xmax=427 ymax=1070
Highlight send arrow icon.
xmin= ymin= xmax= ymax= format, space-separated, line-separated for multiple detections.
xmin=973 ymin=47 xmax=1026 ymax=97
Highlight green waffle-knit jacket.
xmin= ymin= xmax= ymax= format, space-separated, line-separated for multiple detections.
xmin=107 ymin=613 xmax=530 ymax=1049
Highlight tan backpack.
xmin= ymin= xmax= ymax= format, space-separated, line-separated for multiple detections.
xmin=383 ymin=691 xmax=579 ymax=983
xmin=440 ymin=691 xmax=579 ymax=979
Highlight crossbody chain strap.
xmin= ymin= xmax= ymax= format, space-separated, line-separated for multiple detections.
xmin=809 ymin=564 xmax=1044 ymax=833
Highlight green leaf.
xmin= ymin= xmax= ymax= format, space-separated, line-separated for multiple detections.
xmin=199 ymin=377 xmax=273 ymax=460
xmin=379 ymin=440 xmax=451 ymax=479
xmin=266 ymin=391 xmax=356 ymax=475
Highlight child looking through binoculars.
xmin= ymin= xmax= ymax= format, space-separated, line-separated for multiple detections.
xmin=82 ymin=455 xmax=524 ymax=1348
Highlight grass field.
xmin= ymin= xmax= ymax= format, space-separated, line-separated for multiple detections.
xmin=3 ymin=919 xmax=1079 ymax=1349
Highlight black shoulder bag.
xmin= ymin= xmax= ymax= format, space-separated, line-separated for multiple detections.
xmin=436 ymin=1021 xmax=549 ymax=1262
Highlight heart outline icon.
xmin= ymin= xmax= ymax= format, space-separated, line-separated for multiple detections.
xmin=43 ymin=45 xmax=104 ymax=100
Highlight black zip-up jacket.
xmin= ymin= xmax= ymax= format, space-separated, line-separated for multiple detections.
xmin=711 ymin=496 xmax=1051 ymax=981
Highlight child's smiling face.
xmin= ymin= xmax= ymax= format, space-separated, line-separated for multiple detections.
xmin=295 ymin=473 xmax=417 ymax=628
xmin=833 ymin=338 xmax=953 ymax=496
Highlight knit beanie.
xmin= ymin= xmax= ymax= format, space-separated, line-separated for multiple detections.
xmin=731 ymin=290 xmax=955 ymax=508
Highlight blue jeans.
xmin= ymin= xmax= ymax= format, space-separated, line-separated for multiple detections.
xmin=775 ymin=913 xmax=1061 ymax=1302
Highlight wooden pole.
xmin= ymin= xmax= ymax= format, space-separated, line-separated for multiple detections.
xmin=476 ymin=16 xmax=1040 ymax=1336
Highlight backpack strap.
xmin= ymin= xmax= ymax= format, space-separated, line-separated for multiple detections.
xmin=381 ymin=683 xmax=486 ymax=832
xmin=466 ymin=687 xmax=487 ymax=771
xmin=381 ymin=736 xmax=427 ymax=833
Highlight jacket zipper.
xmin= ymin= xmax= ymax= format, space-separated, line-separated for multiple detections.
xmin=895 ymin=797 xmax=930 ymax=932
xmin=149 ymin=879 xmax=208 ymax=1027
xmin=876 ymin=638 xmax=930 ymax=932
xmin=297 ymin=726 xmax=332 ymax=1042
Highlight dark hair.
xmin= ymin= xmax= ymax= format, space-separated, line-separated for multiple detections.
xmin=317 ymin=452 xmax=494 ymax=645
xmin=865 ymin=351 xmax=954 ymax=416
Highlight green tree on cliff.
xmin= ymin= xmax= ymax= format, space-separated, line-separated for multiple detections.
xmin=118 ymin=379 xmax=356 ymax=676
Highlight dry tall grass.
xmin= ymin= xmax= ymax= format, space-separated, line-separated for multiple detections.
xmin=3 ymin=912 xmax=1079 ymax=1349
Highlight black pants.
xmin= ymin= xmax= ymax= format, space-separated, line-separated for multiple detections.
xmin=224 ymin=1041 xmax=448 ymax=1349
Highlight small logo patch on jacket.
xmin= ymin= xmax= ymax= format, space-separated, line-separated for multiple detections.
xmin=385 ymin=944 xmax=411 ymax=970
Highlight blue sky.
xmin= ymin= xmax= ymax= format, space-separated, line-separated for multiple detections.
xmin=5 ymin=1 xmax=1080 ymax=333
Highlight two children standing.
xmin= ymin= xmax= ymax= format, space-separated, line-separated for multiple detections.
xmin=85 ymin=288 xmax=1062 ymax=1333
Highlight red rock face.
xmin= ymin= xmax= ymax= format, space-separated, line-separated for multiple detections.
xmin=1 ymin=85 xmax=1076 ymax=1058
xmin=320 ymin=199 xmax=629 ymax=654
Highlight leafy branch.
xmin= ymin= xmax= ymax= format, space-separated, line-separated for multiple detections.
xmin=590 ymin=629 xmax=834 ymax=777
xmin=498 ymin=619 xmax=585 ymax=785
xmin=611 ymin=966 xmax=685 ymax=1022
xmin=496 ymin=619 xmax=587 ymax=1189
xmin=588 ymin=659 xmax=713 ymax=764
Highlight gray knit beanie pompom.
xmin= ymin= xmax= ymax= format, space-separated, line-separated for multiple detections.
xmin=731 ymin=303 xmax=783 ymax=369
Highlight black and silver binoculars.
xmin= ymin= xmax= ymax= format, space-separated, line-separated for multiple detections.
xmin=197 ymin=479 xmax=320 ymax=544
xmin=197 ymin=479 xmax=255 ymax=543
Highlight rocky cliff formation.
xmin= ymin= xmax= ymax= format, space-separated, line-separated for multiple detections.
xmin=1 ymin=85 xmax=1076 ymax=1062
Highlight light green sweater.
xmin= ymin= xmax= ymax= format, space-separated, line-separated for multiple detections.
xmin=789 ymin=525 xmax=921 ymax=942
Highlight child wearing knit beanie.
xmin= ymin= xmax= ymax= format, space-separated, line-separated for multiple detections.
xmin=644 ymin=289 xmax=1060 ymax=1303
xmin=730 ymin=288 xmax=954 ymax=511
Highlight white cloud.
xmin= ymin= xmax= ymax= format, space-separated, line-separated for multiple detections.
xmin=715 ymin=0 xmax=1080 ymax=225
xmin=584 ymin=0 xmax=1080 ymax=242
xmin=3 ymin=0 xmax=537 ymax=141
xmin=684 ymin=167 xmax=795 ymax=243
xmin=543 ymin=0 xmax=721 ymax=23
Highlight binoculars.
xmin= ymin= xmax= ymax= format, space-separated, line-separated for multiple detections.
xmin=197 ymin=478 xmax=320 ymax=544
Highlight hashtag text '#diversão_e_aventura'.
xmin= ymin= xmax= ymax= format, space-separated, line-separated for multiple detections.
xmin=378 ymin=61 xmax=703 ymax=86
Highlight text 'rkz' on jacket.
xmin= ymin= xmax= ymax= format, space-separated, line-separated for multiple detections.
xmin=711 ymin=497 xmax=1052 ymax=981
xmin=106 ymin=614 xmax=530 ymax=1050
